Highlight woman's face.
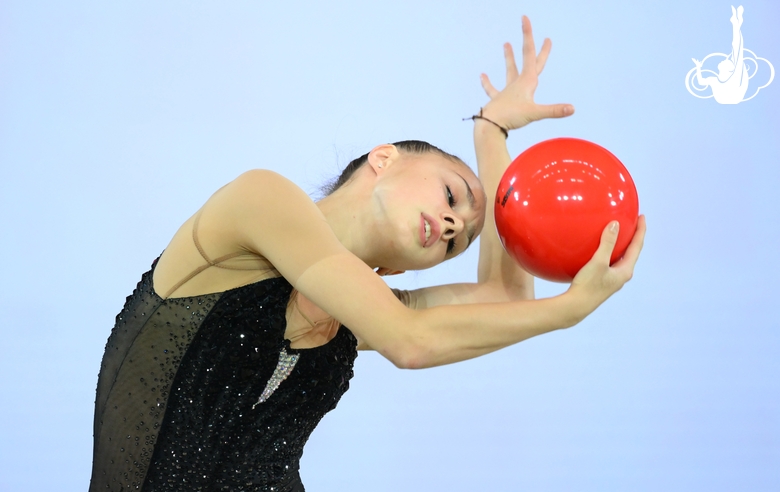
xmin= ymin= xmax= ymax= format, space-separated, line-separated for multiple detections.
xmin=367 ymin=149 xmax=487 ymax=271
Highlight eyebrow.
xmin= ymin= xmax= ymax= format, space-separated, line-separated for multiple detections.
xmin=457 ymin=173 xmax=477 ymax=248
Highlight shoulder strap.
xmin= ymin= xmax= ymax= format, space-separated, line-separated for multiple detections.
xmin=161 ymin=210 xmax=269 ymax=299
xmin=191 ymin=211 xmax=246 ymax=267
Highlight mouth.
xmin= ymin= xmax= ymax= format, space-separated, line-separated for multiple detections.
xmin=420 ymin=213 xmax=441 ymax=248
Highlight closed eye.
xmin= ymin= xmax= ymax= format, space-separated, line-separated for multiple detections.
xmin=445 ymin=186 xmax=457 ymax=255
xmin=446 ymin=186 xmax=456 ymax=207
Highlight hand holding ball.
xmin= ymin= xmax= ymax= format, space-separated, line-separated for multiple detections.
xmin=495 ymin=138 xmax=639 ymax=282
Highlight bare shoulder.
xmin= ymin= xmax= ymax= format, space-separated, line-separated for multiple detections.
xmin=234 ymin=168 xmax=298 ymax=188
xmin=221 ymin=169 xmax=305 ymax=202
xmin=203 ymin=169 xmax=349 ymax=285
xmin=206 ymin=169 xmax=321 ymax=240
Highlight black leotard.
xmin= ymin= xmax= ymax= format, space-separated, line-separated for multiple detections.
xmin=89 ymin=257 xmax=357 ymax=491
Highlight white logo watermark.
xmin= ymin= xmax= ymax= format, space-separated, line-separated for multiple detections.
xmin=685 ymin=5 xmax=774 ymax=104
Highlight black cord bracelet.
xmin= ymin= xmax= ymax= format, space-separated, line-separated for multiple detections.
xmin=463 ymin=108 xmax=509 ymax=138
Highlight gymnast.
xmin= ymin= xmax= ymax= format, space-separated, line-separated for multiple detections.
xmin=89 ymin=15 xmax=646 ymax=491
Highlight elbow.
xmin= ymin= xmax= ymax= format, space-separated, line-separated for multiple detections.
xmin=391 ymin=353 xmax=427 ymax=370
xmin=375 ymin=309 xmax=438 ymax=370
xmin=382 ymin=340 xmax=433 ymax=370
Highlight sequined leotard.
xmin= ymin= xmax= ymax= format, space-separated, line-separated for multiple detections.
xmin=89 ymin=224 xmax=358 ymax=491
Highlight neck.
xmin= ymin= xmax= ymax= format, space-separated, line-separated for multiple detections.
xmin=316 ymin=187 xmax=383 ymax=269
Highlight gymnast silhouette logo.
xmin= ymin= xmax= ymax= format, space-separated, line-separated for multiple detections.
xmin=685 ymin=5 xmax=774 ymax=104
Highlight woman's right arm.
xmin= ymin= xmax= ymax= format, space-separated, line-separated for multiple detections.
xmin=205 ymin=169 xmax=644 ymax=369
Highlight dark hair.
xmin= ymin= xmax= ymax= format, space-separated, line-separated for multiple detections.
xmin=322 ymin=140 xmax=466 ymax=196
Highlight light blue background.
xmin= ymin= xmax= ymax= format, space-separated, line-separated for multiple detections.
xmin=1 ymin=1 xmax=778 ymax=490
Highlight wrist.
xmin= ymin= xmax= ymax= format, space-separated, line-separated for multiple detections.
xmin=558 ymin=289 xmax=596 ymax=328
xmin=466 ymin=107 xmax=508 ymax=139
xmin=473 ymin=117 xmax=508 ymax=140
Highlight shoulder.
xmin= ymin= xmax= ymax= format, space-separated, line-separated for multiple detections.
xmin=234 ymin=168 xmax=293 ymax=186
xmin=202 ymin=169 xmax=347 ymax=285
xmin=223 ymin=169 xmax=305 ymax=201
xmin=207 ymin=169 xmax=317 ymax=223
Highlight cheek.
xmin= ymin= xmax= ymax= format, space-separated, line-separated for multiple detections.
xmin=380 ymin=178 xmax=422 ymax=208
xmin=399 ymin=183 xmax=430 ymax=204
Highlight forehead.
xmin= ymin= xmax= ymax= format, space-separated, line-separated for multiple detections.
xmin=410 ymin=153 xmax=483 ymax=191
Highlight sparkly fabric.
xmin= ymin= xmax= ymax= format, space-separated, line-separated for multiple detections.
xmin=90 ymin=258 xmax=357 ymax=491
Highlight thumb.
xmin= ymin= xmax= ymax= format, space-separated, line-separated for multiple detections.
xmin=533 ymin=103 xmax=575 ymax=120
xmin=592 ymin=221 xmax=619 ymax=264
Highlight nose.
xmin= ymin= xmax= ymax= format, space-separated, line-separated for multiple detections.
xmin=441 ymin=212 xmax=465 ymax=240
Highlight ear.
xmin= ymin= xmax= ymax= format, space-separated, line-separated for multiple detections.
xmin=366 ymin=144 xmax=398 ymax=175
xmin=375 ymin=267 xmax=405 ymax=277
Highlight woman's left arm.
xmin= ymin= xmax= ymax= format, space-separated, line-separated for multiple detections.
xmin=399 ymin=15 xmax=574 ymax=309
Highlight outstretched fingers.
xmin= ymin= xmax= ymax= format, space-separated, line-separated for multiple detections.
xmin=536 ymin=38 xmax=552 ymax=74
xmin=534 ymin=103 xmax=574 ymax=119
xmin=480 ymin=73 xmax=500 ymax=98
xmin=478 ymin=15 xmax=571 ymax=129
xmin=504 ymin=43 xmax=519 ymax=83
xmin=521 ymin=15 xmax=538 ymax=74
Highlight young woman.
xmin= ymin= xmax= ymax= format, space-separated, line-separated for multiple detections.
xmin=89 ymin=16 xmax=646 ymax=492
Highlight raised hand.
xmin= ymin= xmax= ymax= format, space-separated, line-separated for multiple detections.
xmin=480 ymin=16 xmax=574 ymax=132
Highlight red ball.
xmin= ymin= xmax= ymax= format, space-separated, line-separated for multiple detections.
xmin=494 ymin=137 xmax=639 ymax=282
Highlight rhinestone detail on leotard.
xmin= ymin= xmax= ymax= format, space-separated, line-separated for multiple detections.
xmin=253 ymin=349 xmax=300 ymax=409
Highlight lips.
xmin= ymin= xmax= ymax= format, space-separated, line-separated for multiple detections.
xmin=420 ymin=213 xmax=441 ymax=248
